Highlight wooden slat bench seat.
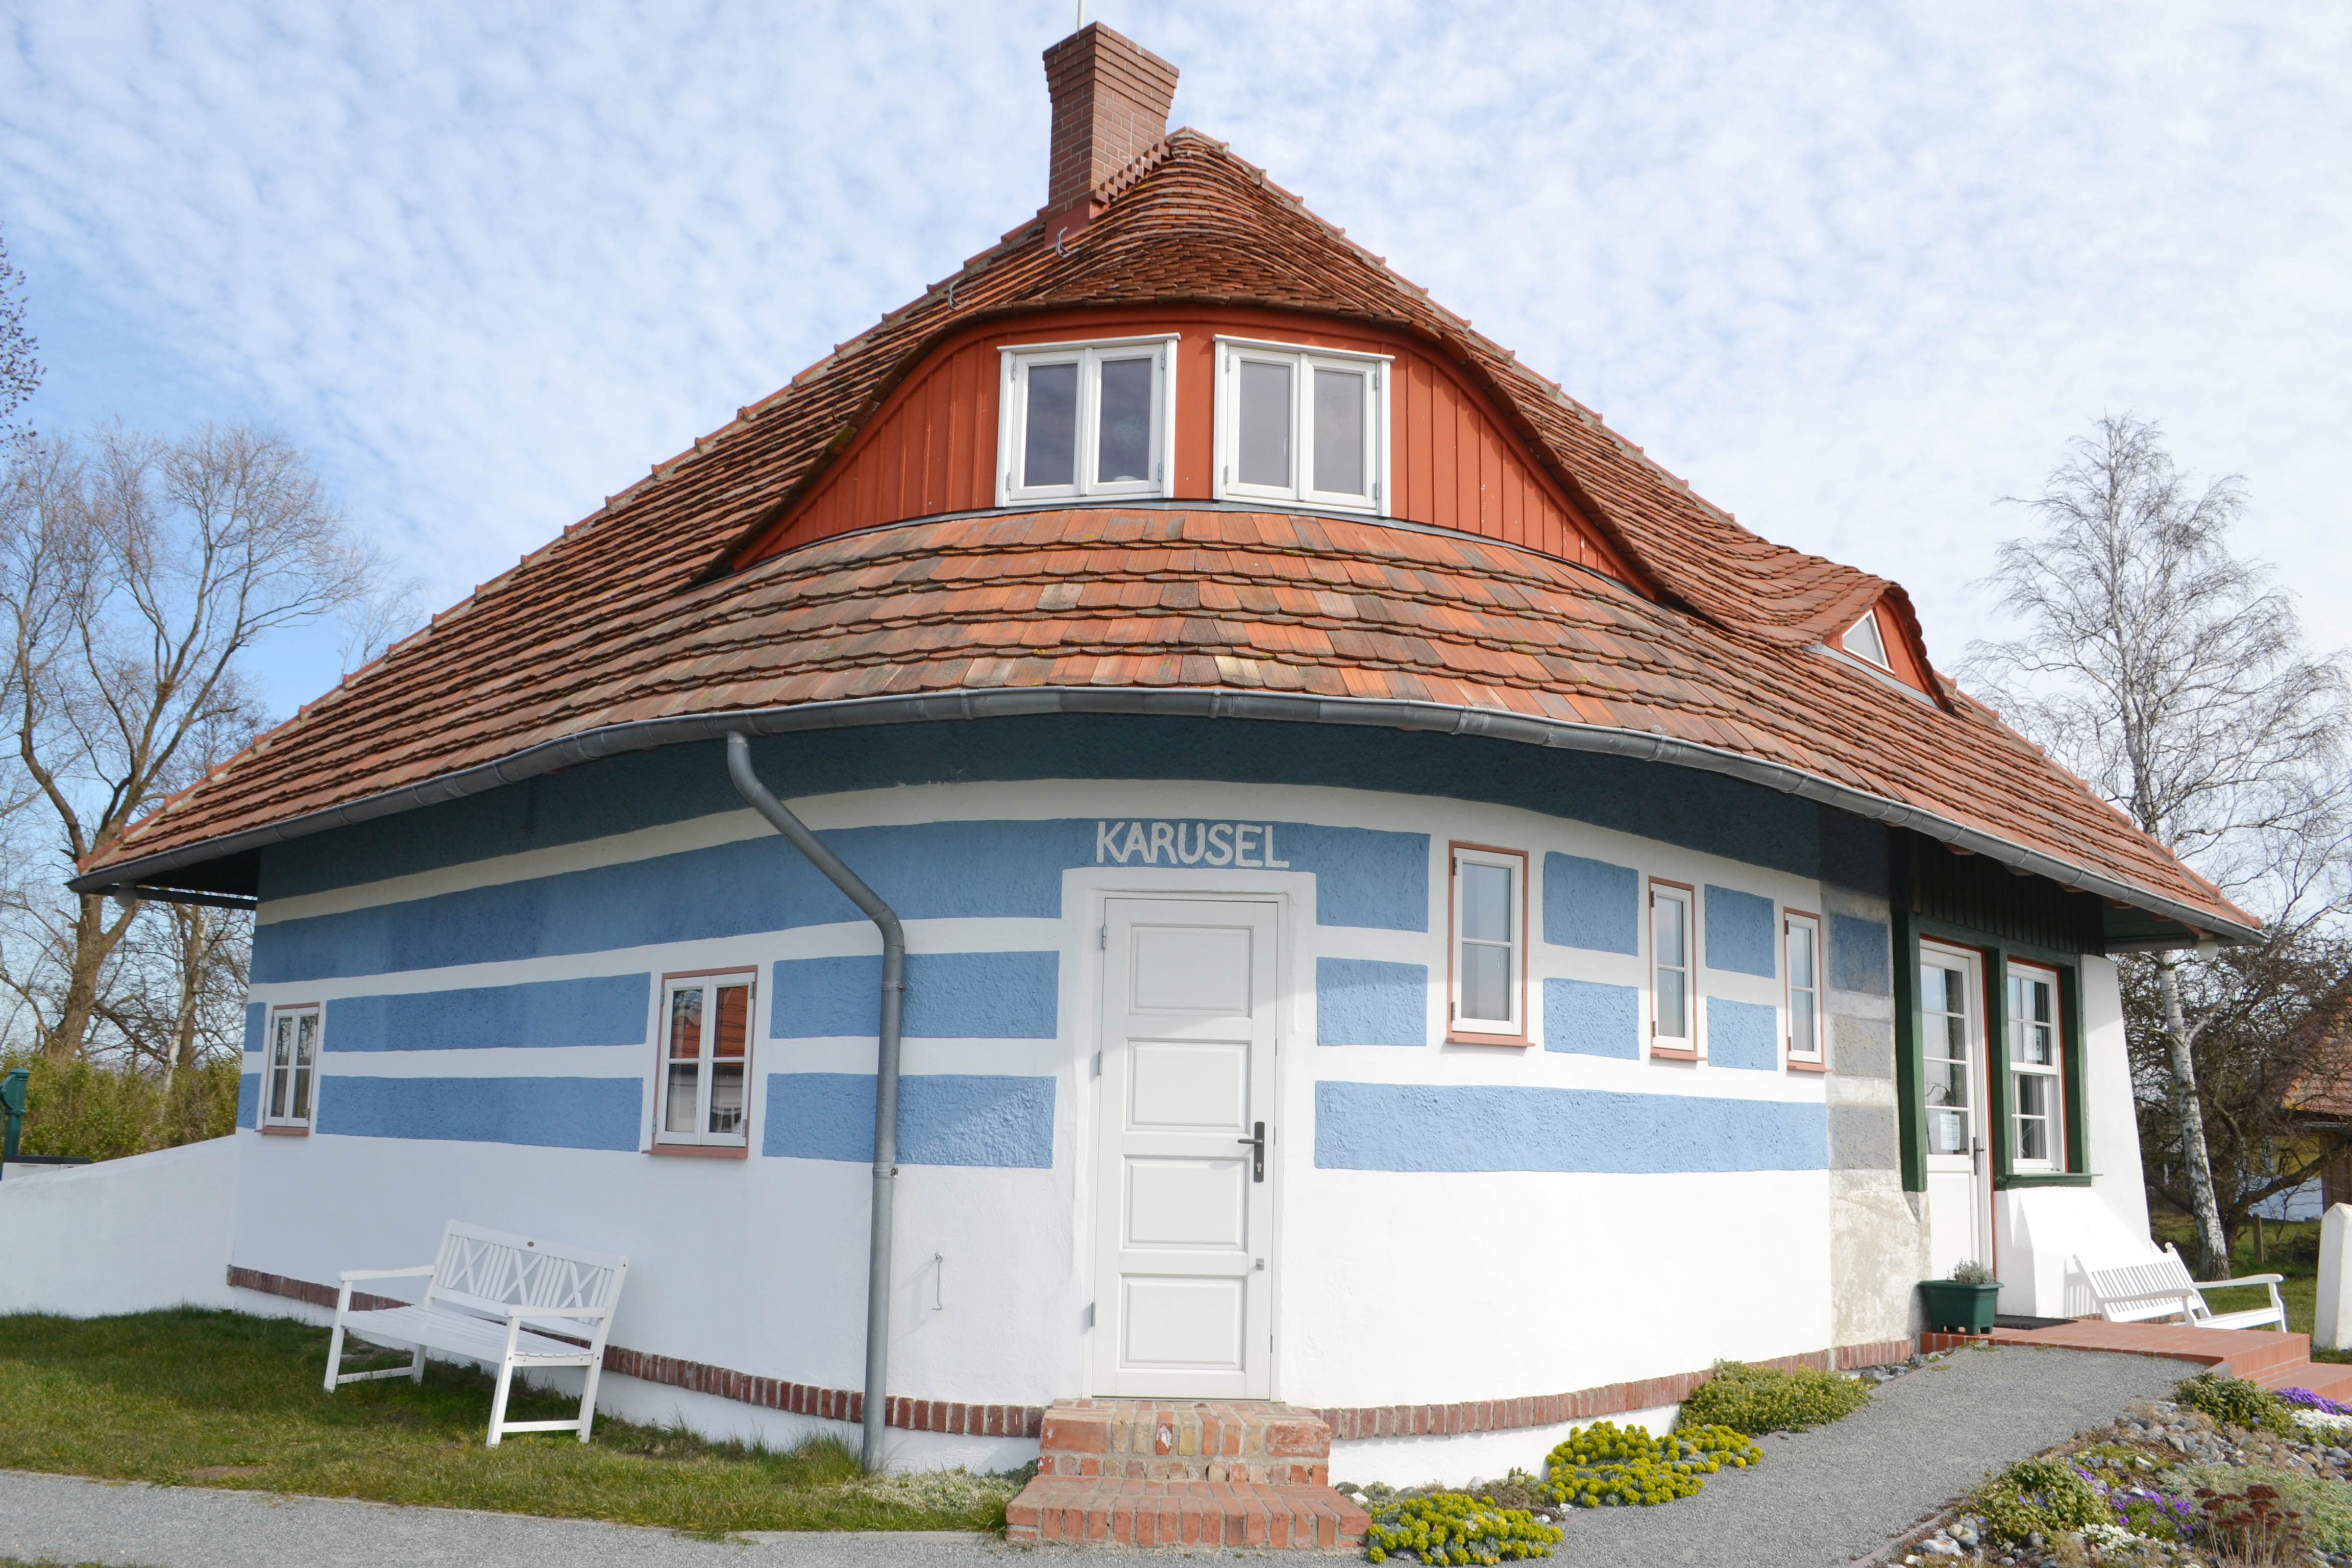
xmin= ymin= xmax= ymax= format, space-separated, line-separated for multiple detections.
xmin=324 ymin=1221 xmax=630 ymax=1445
xmin=2074 ymin=1243 xmax=2286 ymax=1333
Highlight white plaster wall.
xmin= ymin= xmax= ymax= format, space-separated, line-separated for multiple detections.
xmin=1331 ymin=1403 xmax=1683 ymax=1489
xmin=236 ymin=776 xmax=1845 ymax=1434
xmin=2078 ymin=956 xmax=2151 ymax=1244
xmin=0 ymin=1136 xmax=241 ymax=1315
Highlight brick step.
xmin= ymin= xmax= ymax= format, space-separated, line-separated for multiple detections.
xmin=1038 ymin=1398 xmax=1332 ymax=1485
xmin=2248 ymin=1360 xmax=2352 ymax=1403
xmin=2216 ymin=1332 xmax=2312 ymax=1380
xmin=1004 ymin=1474 xmax=1369 ymax=1549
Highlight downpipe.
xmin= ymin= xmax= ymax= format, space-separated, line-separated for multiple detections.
xmin=726 ymin=733 xmax=905 ymax=1472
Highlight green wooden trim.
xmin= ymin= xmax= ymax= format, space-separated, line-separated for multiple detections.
xmin=2060 ymin=965 xmax=2088 ymax=1175
xmin=1984 ymin=942 xmax=2013 ymax=1182
xmin=1894 ymin=908 xmax=1926 ymax=1192
xmin=1996 ymin=1172 xmax=2096 ymax=1189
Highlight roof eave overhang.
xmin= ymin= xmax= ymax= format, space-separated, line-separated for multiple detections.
xmin=71 ymin=688 xmax=2259 ymax=947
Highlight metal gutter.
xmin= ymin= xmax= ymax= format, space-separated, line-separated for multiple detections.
xmin=69 ymin=687 xmax=2259 ymax=945
xmin=724 ymin=733 xmax=903 ymax=1474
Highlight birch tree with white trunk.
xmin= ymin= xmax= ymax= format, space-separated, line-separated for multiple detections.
xmin=1966 ymin=414 xmax=2351 ymax=1277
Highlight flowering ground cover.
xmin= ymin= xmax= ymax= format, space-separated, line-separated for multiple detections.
xmin=1896 ymin=1377 xmax=2352 ymax=1568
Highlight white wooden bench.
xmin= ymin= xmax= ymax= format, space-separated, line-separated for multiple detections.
xmin=2073 ymin=1243 xmax=2287 ymax=1332
xmin=324 ymin=1221 xmax=630 ymax=1446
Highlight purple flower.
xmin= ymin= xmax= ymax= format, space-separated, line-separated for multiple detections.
xmin=2276 ymin=1387 xmax=2351 ymax=1414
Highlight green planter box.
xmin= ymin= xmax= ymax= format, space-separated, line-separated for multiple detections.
xmin=1918 ymin=1279 xmax=2001 ymax=1333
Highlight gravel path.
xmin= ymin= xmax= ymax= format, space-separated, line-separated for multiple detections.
xmin=1550 ymin=1345 xmax=2184 ymax=1568
xmin=0 ymin=1345 xmax=2183 ymax=1566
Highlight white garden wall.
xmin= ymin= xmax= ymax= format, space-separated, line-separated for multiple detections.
xmin=0 ymin=1136 xmax=240 ymax=1315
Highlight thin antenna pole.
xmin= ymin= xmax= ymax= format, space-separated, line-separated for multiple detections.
xmin=1076 ymin=1 xmax=1087 ymax=29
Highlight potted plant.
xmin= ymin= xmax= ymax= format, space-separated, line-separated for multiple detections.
xmin=1919 ymin=1259 xmax=2001 ymax=1333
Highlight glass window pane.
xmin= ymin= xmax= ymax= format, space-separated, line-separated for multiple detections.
xmin=2016 ymin=1073 xmax=2049 ymax=1118
xmin=1095 ymin=357 xmax=1154 ymax=483
xmin=708 ymin=1063 xmax=746 ymax=1135
xmin=1022 ymin=361 xmax=1079 ymax=487
xmin=2031 ymin=980 xmax=2052 ymax=1024
xmin=714 ymin=985 xmax=750 ymax=1059
xmin=295 ymin=1012 xmax=315 ymax=1067
xmin=1312 ymin=368 xmax=1366 ymax=494
xmin=1790 ymin=988 xmax=1816 ymax=1055
xmin=1656 ymin=968 xmax=1687 ymax=1039
xmin=665 ymin=1064 xmax=700 ymax=1134
xmin=1930 ymin=1108 xmax=1965 ymax=1155
xmin=1461 ymin=862 xmax=1511 ymax=942
xmin=269 ymin=1066 xmax=289 ymax=1119
xmin=669 ymin=988 xmax=703 ymax=1061
xmin=1926 ymin=1059 xmax=1969 ymax=1109
xmin=1654 ymin=896 xmax=1686 ymax=968
xmin=273 ymin=1016 xmax=293 ymax=1068
xmin=1461 ymin=943 xmax=1511 ymax=1022
xmin=1237 ymin=359 xmax=1292 ymax=487
xmin=1787 ymin=925 xmax=1814 ymax=990
xmin=291 ymin=1063 xmax=311 ymax=1121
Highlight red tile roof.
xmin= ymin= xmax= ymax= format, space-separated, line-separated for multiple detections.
xmin=72 ymin=134 xmax=2251 ymax=939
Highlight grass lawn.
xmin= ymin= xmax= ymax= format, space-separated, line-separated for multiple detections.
xmin=2148 ymin=1210 xmax=2352 ymax=1364
xmin=0 ymin=1309 xmax=1020 ymax=1534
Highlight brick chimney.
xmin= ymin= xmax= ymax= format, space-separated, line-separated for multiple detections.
xmin=1041 ymin=22 xmax=1178 ymax=244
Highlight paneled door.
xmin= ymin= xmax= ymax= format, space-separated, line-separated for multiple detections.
xmin=1092 ymin=898 xmax=1279 ymax=1398
xmin=1920 ymin=941 xmax=1994 ymax=1278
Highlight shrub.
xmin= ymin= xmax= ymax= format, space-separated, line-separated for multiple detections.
xmin=1362 ymin=1492 xmax=1560 ymax=1564
xmin=1951 ymin=1259 xmax=1997 ymax=1285
xmin=1675 ymin=1360 xmax=1871 ymax=1436
xmin=2 ymin=1050 xmax=240 ymax=1162
xmin=2175 ymin=1373 xmax=2294 ymax=1436
xmin=1537 ymin=1420 xmax=1760 ymax=1509
xmin=1971 ymin=1457 xmax=2108 ymax=1545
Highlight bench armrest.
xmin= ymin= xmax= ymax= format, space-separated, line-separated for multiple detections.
xmin=2198 ymin=1273 xmax=2286 ymax=1289
xmin=338 ymin=1265 xmax=437 ymax=1283
xmin=504 ymin=1304 xmax=610 ymax=1320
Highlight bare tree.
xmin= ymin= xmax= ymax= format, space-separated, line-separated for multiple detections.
xmin=0 ymin=423 xmax=381 ymax=1060
xmin=0 ymin=223 xmax=38 ymax=448
xmin=1967 ymin=414 xmax=2352 ymax=1275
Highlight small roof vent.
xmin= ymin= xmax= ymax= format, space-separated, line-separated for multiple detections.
xmin=1041 ymin=22 xmax=1178 ymax=243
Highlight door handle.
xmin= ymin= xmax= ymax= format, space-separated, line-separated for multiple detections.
xmin=1972 ymin=1137 xmax=1984 ymax=1177
xmin=1237 ymin=1121 xmax=1265 ymax=1183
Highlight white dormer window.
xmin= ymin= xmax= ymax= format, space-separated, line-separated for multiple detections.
xmin=1213 ymin=337 xmax=1390 ymax=514
xmin=997 ymin=336 xmax=1177 ymax=505
xmin=1842 ymin=608 xmax=1890 ymax=669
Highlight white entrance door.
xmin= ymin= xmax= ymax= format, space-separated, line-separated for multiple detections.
xmin=1092 ymin=898 xmax=1279 ymax=1399
xmin=1920 ymin=942 xmax=1994 ymax=1278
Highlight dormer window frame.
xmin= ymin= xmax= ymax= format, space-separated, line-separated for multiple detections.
xmin=996 ymin=334 xmax=1180 ymax=507
xmin=1840 ymin=607 xmax=1891 ymax=670
xmin=1212 ymin=336 xmax=1392 ymax=516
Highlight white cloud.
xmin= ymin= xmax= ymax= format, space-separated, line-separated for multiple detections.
xmin=4 ymin=0 xmax=2347 ymax=710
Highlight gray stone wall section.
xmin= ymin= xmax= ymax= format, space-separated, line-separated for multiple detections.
xmin=1819 ymin=812 xmax=1930 ymax=1348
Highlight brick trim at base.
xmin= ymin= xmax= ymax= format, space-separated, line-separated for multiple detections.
xmin=227 ymin=1265 xmax=1045 ymax=1439
xmin=231 ymin=1265 xmax=1910 ymax=1444
xmin=1314 ymin=1337 xmax=1920 ymax=1440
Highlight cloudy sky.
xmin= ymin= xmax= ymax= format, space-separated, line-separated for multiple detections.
xmin=5 ymin=1 xmax=2346 ymax=715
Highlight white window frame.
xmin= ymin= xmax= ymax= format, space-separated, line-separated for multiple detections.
xmin=1649 ymin=879 xmax=1698 ymax=1059
xmin=654 ymin=969 xmax=758 ymax=1152
xmin=1448 ymin=843 xmax=1527 ymax=1041
xmin=1212 ymin=336 xmax=1391 ymax=514
xmin=1841 ymin=608 xmax=1891 ymax=669
xmin=262 ymin=1003 xmax=319 ymax=1132
xmin=1784 ymin=911 xmax=1823 ymax=1068
xmin=2006 ymin=961 xmax=2065 ymax=1171
xmin=996 ymin=334 xmax=1178 ymax=505
xmin=1920 ymin=942 xmax=1985 ymax=1167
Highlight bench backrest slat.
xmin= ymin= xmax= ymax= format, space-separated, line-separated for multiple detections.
xmin=2076 ymin=1244 xmax=2206 ymax=1324
xmin=425 ymin=1222 xmax=627 ymax=1324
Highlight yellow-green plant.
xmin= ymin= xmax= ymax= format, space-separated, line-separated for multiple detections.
xmin=1363 ymin=1492 xmax=1560 ymax=1565
xmin=1538 ymin=1420 xmax=1760 ymax=1508
xmin=1970 ymin=1457 xmax=2107 ymax=1545
xmin=1675 ymin=1360 xmax=1871 ymax=1436
xmin=1 ymin=1050 xmax=239 ymax=1162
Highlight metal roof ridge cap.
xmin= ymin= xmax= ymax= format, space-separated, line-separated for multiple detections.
xmin=64 ymin=689 xmax=2258 ymax=943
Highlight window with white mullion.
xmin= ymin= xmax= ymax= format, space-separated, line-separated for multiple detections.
xmin=656 ymin=972 xmax=755 ymax=1148
xmin=1450 ymin=846 xmax=1526 ymax=1038
xmin=1784 ymin=913 xmax=1822 ymax=1064
xmin=263 ymin=1005 xmax=318 ymax=1129
xmin=997 ymin=337 xmax=1175 ymax=504
xmin=1650 ymin=883 xmax=1694 ymax=1053
xmin=1214 ymin=337 xmax=1388 ymax=514
xmin=2006 ymin=964 xmax=2064 ymax=1168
